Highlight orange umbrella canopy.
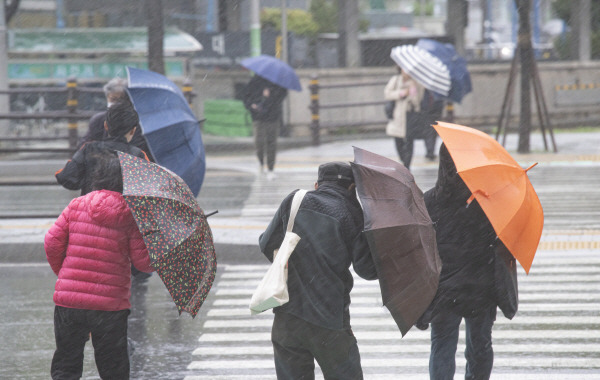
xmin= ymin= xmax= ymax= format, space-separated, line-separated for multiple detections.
xmin=433 ymin=121 xmax=543 ymax=273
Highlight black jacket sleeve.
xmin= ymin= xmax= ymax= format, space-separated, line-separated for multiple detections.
xmin=351 ymin=231 xmax=378 ymax=280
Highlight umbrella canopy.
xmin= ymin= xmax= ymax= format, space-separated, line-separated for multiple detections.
xmin=351 ymin=147 xmax=441 ymax=336
xmin=118 ymin=151 xmax=217 ymax=317
xmin=416 ymin=38 xmax=472 ymax=103
xmin=390 ymin=45 xmax=451 ymax=97
xmin=433 ymin=121 xmax=544 ymax=273
xmin=240 ymin=54 xmax=302 ymax=91
xmin=126 ymin=67 xmax=206 ymax=196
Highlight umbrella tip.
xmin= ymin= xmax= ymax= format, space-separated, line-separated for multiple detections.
xmin=525 ymin=162 xmax=538 ymax=172
xmin=205 ymin=210 xmax=219 ymax=218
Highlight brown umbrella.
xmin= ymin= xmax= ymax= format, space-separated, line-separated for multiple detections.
xmin=351 ymin=147 xmax=441 ymax=336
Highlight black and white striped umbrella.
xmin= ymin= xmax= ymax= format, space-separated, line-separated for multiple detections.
xmin=390 ymin=45 xmax=451 ymax=97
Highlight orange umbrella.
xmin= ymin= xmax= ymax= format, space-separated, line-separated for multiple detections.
xmin=433 ymin=121 xmax=543 ymax=273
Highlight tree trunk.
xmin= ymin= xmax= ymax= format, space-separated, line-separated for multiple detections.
xmin=147 ymin=0 xmax=165 ymax=75
xmin=516 ymin=0 xmax=532 ymax=153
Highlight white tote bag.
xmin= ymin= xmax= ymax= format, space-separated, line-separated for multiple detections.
xmin=249 ymin=189 xmax=307 ymax=315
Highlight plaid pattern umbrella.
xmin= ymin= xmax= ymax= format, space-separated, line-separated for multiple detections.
xmin=390 ymin=44 xmax=451 ymax=97
xmin=118 ymin=152 xmax=216 ymax=317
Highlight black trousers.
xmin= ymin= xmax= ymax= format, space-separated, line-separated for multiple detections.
xmin=271 ymin=312 xmax=363 ymax=380
xmin=394 ymin=137 xmax=413 ymax=169
xmin=51 ymin=306 xmax=130 ymax=380
xmin=253 ymin=119 xmax=279 ymax=171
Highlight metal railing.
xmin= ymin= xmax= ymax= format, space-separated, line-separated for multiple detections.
xmin=0 ymin=77 xmax=196 ymax=154
xmin=308 ymin=75 xmax=388 ymax=146
xmin=308 ymin=74 xmax=455 ymax=146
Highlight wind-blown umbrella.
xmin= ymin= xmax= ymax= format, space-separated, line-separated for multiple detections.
xmin=241 ymin=55 xmax=302 ymax=91
xmin=126 ymin=67 xmax=206 ymax=196
xmin=416 ymin=38 xmax=472 ymax=103
xmin=118 ymin=151 xmax=217 ymax=317
xmin=433 ymin=121 xmax=544 ymax=273
xmin=351 ymin=147 xmax=442 ymax=336
xmin=390 ymin=45 xmax=451 ymax=97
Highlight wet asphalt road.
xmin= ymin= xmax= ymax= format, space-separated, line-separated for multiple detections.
xmin=2 ymin=132 xmax=600 ymax=378
xmin=0 ymin=263 xmax=218 ymax=379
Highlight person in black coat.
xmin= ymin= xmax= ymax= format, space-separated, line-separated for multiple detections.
xmin=418 ymin=143 xmax=517 ymax=380
xmin=56 ymin=101 xmax=149 ymax=196
xmin=259 ymin=162 xmax=378 ymax=380
xmin=242 ymin=75 xmax=288 ymax=179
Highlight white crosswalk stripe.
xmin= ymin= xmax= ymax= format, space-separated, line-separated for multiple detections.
xmin=184 ymin=248 xmax=600 ymax=379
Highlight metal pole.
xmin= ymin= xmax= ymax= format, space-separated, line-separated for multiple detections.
xmin=0 ymin=3 xmax=8 ymax=128
xmin=56 ymin=0 xmax=65 ymax=28
xmin=280 ymin=0 xmax=290 ymax=137
xmin=182 ymin=78 xmax=195 ymax=106
xmin=206 ymin=0 xmax=215 ymax=32
xmin=250 ymin=0 xmax=261 ymax=57
xmin=281 ymin=0 xmax=288 ymax=63
xmin=309 ymin=75 xmax=320 ymax=146
xmin=66 ymin=77 xmax=79 ymax=149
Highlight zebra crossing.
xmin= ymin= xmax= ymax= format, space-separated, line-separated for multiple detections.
xmin=184 ymin=248 xmax=600 ymax=380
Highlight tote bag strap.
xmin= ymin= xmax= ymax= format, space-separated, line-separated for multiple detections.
xmin=286 ymin=190 xmax=307 ymax=232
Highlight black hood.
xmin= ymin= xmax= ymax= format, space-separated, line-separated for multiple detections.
xmin=421 ymin=143 xmax=498 ymax=320
xmin=429 ymin=143 xmax=472 ymax=206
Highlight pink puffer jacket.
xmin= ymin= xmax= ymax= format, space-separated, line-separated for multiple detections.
xmin=45 ymin=190 xmax=153 ymax=311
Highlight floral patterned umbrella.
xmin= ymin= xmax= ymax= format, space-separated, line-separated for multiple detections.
xmin=117 ymin=151 xmax=216 ymax=317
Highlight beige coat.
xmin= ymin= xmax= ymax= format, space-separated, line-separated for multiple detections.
xmin=384 ymin=74 xmax=423 ymax=138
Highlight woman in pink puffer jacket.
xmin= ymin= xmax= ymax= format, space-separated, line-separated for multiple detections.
xmin=45 ymin=153 xmax=153 ymax=380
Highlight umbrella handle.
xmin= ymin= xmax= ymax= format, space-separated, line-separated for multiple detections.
xmin=466 ymin=190 xmax=490 ymax=207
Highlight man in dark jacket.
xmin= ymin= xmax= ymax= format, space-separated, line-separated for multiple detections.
xmin=259 ymin=162 xmax=378 ymax=380
xmin=242 ymin=75 xmax=288 ymax=180
xmin=418 ymin=144 xmax=517 ymax=380
xmin=56 ymin=100 xmax=149 ymax=195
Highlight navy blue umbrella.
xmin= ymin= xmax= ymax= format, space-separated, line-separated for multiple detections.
xmin=126 ymin=67 xmax=205 ymax=196
xmin=416 ymin=39 xmax=472 ymax=103
xmin=241 ymin=55 xmax=302 ymax=92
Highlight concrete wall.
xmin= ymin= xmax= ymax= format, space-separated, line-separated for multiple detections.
xmin=192 ymin=61 xmax=600 ymax=135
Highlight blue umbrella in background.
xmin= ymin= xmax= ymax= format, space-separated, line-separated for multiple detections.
xmin=241 ymin=55 xmax=302 ymax=91
xmin=416 ymin=39 xmax=472 ymax=103
xmin=126 ymin=67 xmax=205 ymax=196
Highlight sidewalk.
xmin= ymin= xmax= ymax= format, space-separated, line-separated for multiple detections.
xmin=2 ymin=130 xmax=600 ymax=264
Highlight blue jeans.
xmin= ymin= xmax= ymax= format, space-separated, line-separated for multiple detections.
xmin=429 ymin=306 xmax=496 ymax=380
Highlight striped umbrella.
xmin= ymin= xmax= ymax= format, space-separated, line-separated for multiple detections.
xmin=390 ymin=45 xmax=451 ymax=97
